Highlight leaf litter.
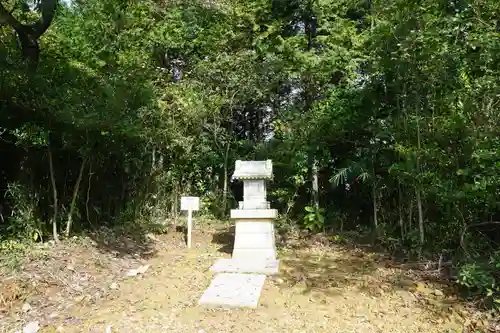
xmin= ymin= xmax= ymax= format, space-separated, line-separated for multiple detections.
xmin=0 ymin=226 xmax=497 ymax=333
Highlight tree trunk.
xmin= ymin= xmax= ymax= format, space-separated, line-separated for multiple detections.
xmin=151 ymin=146 xmax=156 ymax=175
xmin=304 ymin=5 xmax=319 ymax=213
xmin=372 ymin=180 xmax=378 ymax=230
xmin=408 ymin=199 xmax=413 ymax=232
xmin=398 ymin=181 xmax=405 ymax=239
xmin=415 ymin=90 xmax=425 ymax=250
xmin=222 ymin=140 xmax=231 ymax=214
xmin=65 ymin=157 xmax=87 ymax=237
xmin=86 ymin=161 xmax=93 ymax=226
xmin=311 ymin=158 xmax=319 ymax=210
xmin=416 ymin=188 xmax=424 ymax=248
xmin=48 ymin=137 xmax=59 ymax=242
xmin=0 ymin=0 xmax=58 ymax=69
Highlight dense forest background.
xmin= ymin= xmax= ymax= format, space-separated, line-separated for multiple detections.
xmin=1 ymin=0 xmax=499 ymax=305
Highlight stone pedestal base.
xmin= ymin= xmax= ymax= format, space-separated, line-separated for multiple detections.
xmin=230 ymin=209 xmax=278 ymax=261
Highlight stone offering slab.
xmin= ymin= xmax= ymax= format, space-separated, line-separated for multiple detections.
xmin=199 ymin=273 xmax=266 ymax=308
xmin=210 ymin=259 xmax=279 ymax=275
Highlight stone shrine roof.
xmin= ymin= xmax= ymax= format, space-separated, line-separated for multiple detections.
xmin=232 ymin=160 xmax=273 ymax=180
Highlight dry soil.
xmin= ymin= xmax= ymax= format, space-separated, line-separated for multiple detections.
xmin=0 ymin=225 xmax=493 ymax=333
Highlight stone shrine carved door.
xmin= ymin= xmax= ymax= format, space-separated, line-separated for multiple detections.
xmin=243 ymin=180 xmax=266 ymax=203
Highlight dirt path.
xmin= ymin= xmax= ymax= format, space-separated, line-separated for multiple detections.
xmin=1 ymin=226 xmax=478 ymax=333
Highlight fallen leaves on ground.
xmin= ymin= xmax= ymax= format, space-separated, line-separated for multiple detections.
xmin=0 ymin=226 xmax=497 ymax=333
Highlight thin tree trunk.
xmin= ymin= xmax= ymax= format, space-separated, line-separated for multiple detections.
xmin=151 ymin=146 xmax=156 ymax=175
xmin=48 ymin=137 xmax=59 ymax=243
xmin=311 ymin=158 xmax=319 ymax=210
xmin=372 ymin=181 xmax=378 ymax=229
xmin=416 ymin=188 xmax=424 ymax=247
xmin=408 ymin=199 xmax=413 ymax=231
xmin=304 ymin=5 xmax=319 ymax=213
xmin=65 ymin=157 xmax=87 ymax=237
xmin=86 ymin=161 xmax=93 ymax=225
xmin=172 ymin=183 xmax=179 ymax=218
xmin=222 ymin=141 xmax=230 ymax=213
xmin=398 ymin=181 xmax=405 ymax=239
xmin=370 ymin=0 xmax=379 ymax=239
xmin=416 ymin=91 xmax=425 ymax=249
xmin=285 ymin=188 xmax=300 ymax=216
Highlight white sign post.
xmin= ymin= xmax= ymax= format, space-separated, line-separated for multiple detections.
xmin=180 ymin=196 xmax=200 ymax=248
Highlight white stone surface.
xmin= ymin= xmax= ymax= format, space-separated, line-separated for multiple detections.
xmin=238 ymin=201 xmax=270 ymax=209
xmin=232 ymin=248 xmax=276 ymax=261
xmin=230 ymin=209 xmax=278 ymax=219
xmin=232 ymin=160 xmax=273 ymax=180
xmin=243 ymin=180 xmax=266 ymax=202
xmin=198 ymin=159 xmax=278 ymax=309
xmin=231 ymin=218 xmax=277 ymax=261
xmin=234 ymin=232 xmax=275 ymax=248
xmin=210 ymin=259 xmax=279 ymax=275
xmin=199 ymin=273 xmax=266 ymax=308
xmin=235 ymin=221 xmax=275 ymax=233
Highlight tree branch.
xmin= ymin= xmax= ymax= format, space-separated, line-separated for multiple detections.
xmin=0 ymin=3 xmax=24 ymax=30
xmin=0 ymin=0 xmax=58 ymax=69
xmin=461 ymin=221 xmax=500 ymax=258
xmin=29 ymin=0 xmax=58 ymax=38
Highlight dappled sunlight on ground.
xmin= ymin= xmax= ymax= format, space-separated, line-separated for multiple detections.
xmin=0 ymin=225 xmax=486 ymax=333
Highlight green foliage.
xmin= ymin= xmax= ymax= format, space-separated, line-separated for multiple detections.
xmin=303 ymin=206 xmax=325 ymax=232
xmin=1 ymin=0 xmax=500 ymax=307
xmin=458 ymin=251 xmax=500 ymax=307
xmin=0 ymin=239 xmax=40 ymax=271
xmin=3 ymin=183 xmax=42 ymax=241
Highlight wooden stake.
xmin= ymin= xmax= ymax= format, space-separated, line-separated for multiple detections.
xmin=187 ymin=209 xmax=193 ymax=248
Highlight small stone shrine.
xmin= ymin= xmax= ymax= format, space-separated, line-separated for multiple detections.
xmin=232 ymin=160 xmax=278 ymax=260
xmin=212 ymin=159 xmax=279 ymax=272
xmin=199 ymin=160 xmax=279 ymax=308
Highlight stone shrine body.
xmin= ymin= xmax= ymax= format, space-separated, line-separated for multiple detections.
xmin=209 ymin=159 xmax=279 ymax=275
xmin=199 ymin=160 xmax=279 ymax=308
xmin=230 ymin=160 xmax=277 ymax=261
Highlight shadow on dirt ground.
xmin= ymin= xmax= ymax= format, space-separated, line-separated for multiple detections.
xmin=276 ymin=230 xmax=447 ymax=295
xmin=211 ymin=226 xmax=381 ymax=296
xmin=279 ymin=250 xmax=379 ymax=297
xmin=211 ymin=226 xmax=235 ymax=254
xmin=273 ymin=228 xmax=499 ymax=333
xmin=2 ymin=225 xmax=498 ymax=333
xmin=87 ymin=223 xmax=162 ymax=259
xmin=209 ymin=226 xmax=497 ymax=332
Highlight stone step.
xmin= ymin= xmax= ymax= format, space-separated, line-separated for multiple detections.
xmin=199 ymin=273 xmax=266 ymax=308
xmin=210 ymin=258 xmax=279 ymax=275
xmin=232 ymin=248 xmax=276 ymax=261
